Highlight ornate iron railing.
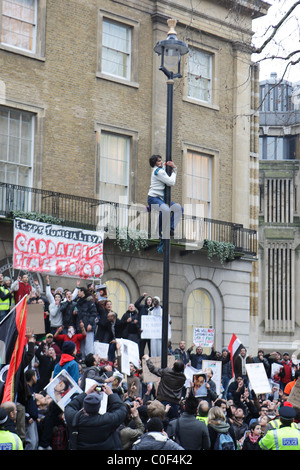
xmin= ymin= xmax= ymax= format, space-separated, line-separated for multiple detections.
xmin=0 ymin=182 xmax=257 ymax=257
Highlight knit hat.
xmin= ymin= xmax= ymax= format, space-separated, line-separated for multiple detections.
xmin=83 ymin=393 xmax=102 ymax=414
xmin=62 ymin=341 xmax=76 ymax=355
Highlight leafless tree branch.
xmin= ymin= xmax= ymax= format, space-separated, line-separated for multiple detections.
xmin=252 ymin=0 xmax=300 ymax=54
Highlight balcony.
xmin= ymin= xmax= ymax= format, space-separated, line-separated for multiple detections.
xmin=0 ymin=182 xmax=257 ymax=258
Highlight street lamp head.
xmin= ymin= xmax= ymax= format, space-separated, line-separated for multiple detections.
xmin=154 ymin=19 xmax=189 ymax=77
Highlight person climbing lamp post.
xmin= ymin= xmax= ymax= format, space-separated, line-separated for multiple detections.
xmin=153 ymin=19 xmax=188 ymax=368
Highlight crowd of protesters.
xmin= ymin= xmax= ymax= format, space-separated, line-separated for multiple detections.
xmin=1 ymin=272 xmax=300 ymax=451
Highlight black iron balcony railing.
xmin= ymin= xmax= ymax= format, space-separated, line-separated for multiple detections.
xmin=0 ymin=182 xmax=257 ymax=257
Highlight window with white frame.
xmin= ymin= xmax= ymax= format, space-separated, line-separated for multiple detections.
xmin=101 ymin=19 xmax=131 ymax=80
xmin=0 ymin=107 xmax=34 ymax=186
xmin=99 ymin=131 xmax=130 ymax=204
xmin=187 ymin=48 xmax=212 ymax=103
xmin=186 ymin=150 xmax=212 ymax=218
xmin=1 ymin=0 xmax=37 ymax=52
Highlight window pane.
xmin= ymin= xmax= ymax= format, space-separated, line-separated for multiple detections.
xmin=0 ymin=107 xmax=33 ymax=185
xmin=188 ymin=49 xmax=212 ymax=103
xmin=266 ymin=137 xmax=275 ymax=160
xmin=1 ymin=0 xmax=36 ymax=52
xmin=102 ymin=20 xmax=131 ymax=80
xmin=186 ymin=151 xmax=211 ymax=217
xmin=99 ymin=132 xmax=130 ymax=204
xmin=276 ymin=137 xmax=284 ymax=160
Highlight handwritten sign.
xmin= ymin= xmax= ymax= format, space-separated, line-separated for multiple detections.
xmin=13 ymin=218 xmax=104 ymax=279
xmin=193 ymin=327 xmax=214 ymax=348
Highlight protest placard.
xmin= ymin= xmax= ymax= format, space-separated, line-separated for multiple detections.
xmin=141 ymin=315 xmax=171 ymax=339
xmin=44 ymin=369 xmax=82 ymax=411
xmin=116 ymin=338 xmax=139 ymax=376
xmin=26 ymin=303 xmax=45 ymax=334
xmin=141 ymin=316 xmax=161 ymax=339
xmin=93 ymin=342 xmax=109 ymax=360
xmin=287 ymin=380 xmax=300 ymax=411
xmin=246 ymin=362 xmax=271 ymax=395
xmin=193 ymin=327 xmax=214 ymax=348
xmin=202 ymin=359 xmax=222 ymax=395
xmin=193 ymin=372 xmax=207 ymax=398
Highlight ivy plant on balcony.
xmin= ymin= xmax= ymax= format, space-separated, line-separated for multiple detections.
xmin=10 ymin=210 xmax=63 ymax=225
xmin=115 ymin=227 xmax=149 ymax=253
xmin=203 ymin=239 xmax=235 ymax=264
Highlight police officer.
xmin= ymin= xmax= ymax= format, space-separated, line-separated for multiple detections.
xmin=0 ymin=409 xmax=23 ymax=450
xmin=0 ymin=276 xmax=13 ymax=322
xmin=259 ymin=405 xmax=300 ymax=450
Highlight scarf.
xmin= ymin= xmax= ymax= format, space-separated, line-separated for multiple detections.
xmin=248 ymin=432 xmax=259 ymax=443
xmin=231 ymin=416 xmax=245 ymax=428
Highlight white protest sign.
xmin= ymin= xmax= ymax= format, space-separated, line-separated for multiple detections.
xmin=116 ymin=338 xmax=139 ymax=376
xmin=246 ymin=362 xmax=271 ymax=395
xmin=93 ymin=342 xmax=109 ymax=359
xmin=44 ymin=369 xmax=82 ymax=411
xmin=141 ymin=316 xmax=161 ymax=339
xmin=271 ymin=362 xmax=283 ymax=379
xmin=184 ymin=365 xmax=202 ymax=388
xmin=141 ymin=315 xmax=171 ymax=339
xmin=193 ymin=327 xmax=214 ymax=348
xmin=202 ymin=359 xmax=222 ymax=396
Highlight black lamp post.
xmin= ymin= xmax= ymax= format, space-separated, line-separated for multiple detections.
xmin=154 ymin=19 xmax=188 ymax=368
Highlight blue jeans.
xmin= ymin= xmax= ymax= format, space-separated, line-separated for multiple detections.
xmin=148 ymin=196 xmax=183 ymax=238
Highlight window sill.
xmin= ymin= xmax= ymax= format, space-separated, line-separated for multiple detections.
xmin=0 ymin=44 xmax=45 ymax=62
xmin=96 ymin=72 xmax=139 ymax=89
xmin=183 ymin=96 xmax=219 ymax=111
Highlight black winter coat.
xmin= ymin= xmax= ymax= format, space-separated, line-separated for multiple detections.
xmin=60 ymin=299 xmax=77 ymax=329
xmin=64 ymin=392 xmax=127 ymax=450
xmin=120 ymin=310 xmax=140 ymax=341
xmin=75 ymin=296 xmax=98 ymax=331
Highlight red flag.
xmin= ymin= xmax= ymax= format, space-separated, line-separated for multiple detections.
xmin=228 ymin=333 xmax=242 ymax=378
xmin=1 ymin=295 xmax=28 ymax=403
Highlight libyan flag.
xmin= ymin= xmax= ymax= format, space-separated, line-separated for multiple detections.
xmin=0 ymin=295 xmax=28 ymax=403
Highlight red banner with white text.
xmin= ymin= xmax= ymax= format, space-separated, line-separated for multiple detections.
xmin=13 ymin=218 xmax=104 ymax=279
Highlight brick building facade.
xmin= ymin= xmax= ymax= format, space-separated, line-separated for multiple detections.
xmin=0 ymin=0 xmax=268 ymax=352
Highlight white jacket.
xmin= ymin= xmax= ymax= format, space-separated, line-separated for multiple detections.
xmin=148 ymin=165 xmax=177 ymax=199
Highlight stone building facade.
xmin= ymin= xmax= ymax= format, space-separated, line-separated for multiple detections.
xmin=258 ymin=73 xmax=300 ymax=354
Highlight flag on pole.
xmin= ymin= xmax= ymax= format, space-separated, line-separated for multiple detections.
xmin=228 ymin=333 xmax=242 ymax=377
xmin=0 ymin=295 xmax=28 ymax=403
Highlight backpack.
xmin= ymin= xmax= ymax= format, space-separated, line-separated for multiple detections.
xmin=214 ymin=432 xmax=235 ymax=450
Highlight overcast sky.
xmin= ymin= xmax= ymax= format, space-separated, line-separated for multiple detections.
xmin=252 ymin=0 xmax=300 ymax=84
